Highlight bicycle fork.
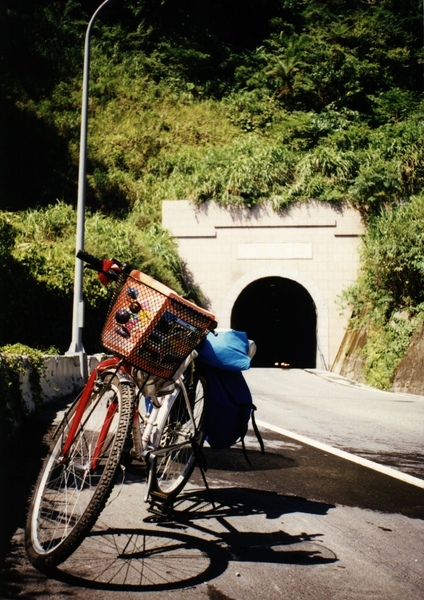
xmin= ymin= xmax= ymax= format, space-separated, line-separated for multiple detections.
xmin=59 ymin=358 xmax=124 ymax=470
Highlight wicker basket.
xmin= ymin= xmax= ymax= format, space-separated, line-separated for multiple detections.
xmin=101 ymin=270 xmax=216 ymax=379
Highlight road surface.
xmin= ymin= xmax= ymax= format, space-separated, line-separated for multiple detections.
xmin=1 ymin=368 xmax=423 ymax=599
xmin=244 ymin=368 xmax=424 ymax=480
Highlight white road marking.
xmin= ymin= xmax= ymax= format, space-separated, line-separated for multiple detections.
xmin=257 ymin=419 xmax=424 ymax=490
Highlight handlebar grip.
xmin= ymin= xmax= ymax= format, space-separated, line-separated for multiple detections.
xmin=76 ymin=249 xmax=104 ymax=271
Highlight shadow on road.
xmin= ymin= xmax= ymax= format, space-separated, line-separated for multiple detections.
xmin=16 ymin=487 xmax=337 ymax=594
xmin=1 ymin=397 xmax=340 ymax=598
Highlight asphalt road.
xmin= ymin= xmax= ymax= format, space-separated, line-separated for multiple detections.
xmin=244 ymin=368 xmax=424 ymax=480
xmin=1 ymin=369 xmax=423 ymax=599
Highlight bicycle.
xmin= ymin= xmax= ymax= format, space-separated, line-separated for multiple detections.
xmin=25 ymin=250 xmax=217 ymax=572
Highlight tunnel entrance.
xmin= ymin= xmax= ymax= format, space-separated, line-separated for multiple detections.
xmin=231 ymin=276 xmax=317 ymax=368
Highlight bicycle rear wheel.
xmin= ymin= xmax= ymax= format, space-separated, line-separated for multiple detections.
xmin=25 ymin=373 xmax=135 ymax=572
xmin=150 ymin=372 xmax=206 ymax=500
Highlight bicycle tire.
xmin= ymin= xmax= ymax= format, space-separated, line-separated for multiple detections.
xmin=25 ymin=373 xmax=135 ymax=572
xmin=149 ymin=372 xmax=206 ymax=500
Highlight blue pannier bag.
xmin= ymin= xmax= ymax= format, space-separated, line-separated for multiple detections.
xmin=196 ymin=330 xmax=264 ymax=458
xmin=197 ymin=330 xmax=252 ymax=371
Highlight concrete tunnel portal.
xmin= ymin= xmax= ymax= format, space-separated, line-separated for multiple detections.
xmin=230 ymin=276 xmax=317 ymax=368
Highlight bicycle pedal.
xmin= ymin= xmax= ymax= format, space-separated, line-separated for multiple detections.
xmin=148 ymin=491 xmax=174 ymax=516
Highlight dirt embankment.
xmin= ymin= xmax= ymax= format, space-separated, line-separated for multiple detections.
xmin=332 ymin=321 xmax=424 ymax=396
xmin=391 ymin=320 xmax=424 ymax=395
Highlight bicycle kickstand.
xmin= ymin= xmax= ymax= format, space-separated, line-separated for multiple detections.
xmin=191 ymin=439 xmax=216 ymax=510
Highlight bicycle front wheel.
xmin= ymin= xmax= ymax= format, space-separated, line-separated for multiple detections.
xmin=150 ymin=373 xmax=206 ymax=499
xmin=25 ymin=374 xmax=135 ymax=572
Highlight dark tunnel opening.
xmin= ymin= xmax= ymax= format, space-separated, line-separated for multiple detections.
xmin=231 ymin=276 xmax=317 ymax=368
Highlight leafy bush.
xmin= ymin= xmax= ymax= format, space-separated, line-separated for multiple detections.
xmin=341 ymin=194 xmax=424 ymax=388
xmin=0 ymin=344 xmax=54 ymax=440
xmin=360 ymin=195 xmax=424 ymax=310
xmin=147 ymin=135 xmax=297 ymax=207
xmin=0 ymin=214 xmax=16 ymax=263
xmin=1 ymin=202 xmax=202 ymax=353
xmin=223 ymin=89 xmax=275 ymax=132
xmin=361 ymin=310 xmax=422 ymax=390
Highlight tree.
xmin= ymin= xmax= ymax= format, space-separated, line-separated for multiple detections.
xmin=266 ymin=34 xmax=311 ymax=101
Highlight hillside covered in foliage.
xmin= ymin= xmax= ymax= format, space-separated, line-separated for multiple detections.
xmin=1 ymin=0 xmax=423 ymax=387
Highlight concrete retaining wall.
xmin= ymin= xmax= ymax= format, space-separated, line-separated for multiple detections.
xmin=6 ymin=354 xmax=106 ymax=436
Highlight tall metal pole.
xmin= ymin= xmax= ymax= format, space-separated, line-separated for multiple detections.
xmin=66 ymin=0 xmax=115 ymax=379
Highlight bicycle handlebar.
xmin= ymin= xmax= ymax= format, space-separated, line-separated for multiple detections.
xmin=77 ymin=250 xmax=106 ymax=271
xmin=76 ymin=251 xmax=217 ymax=332
xmin=76 ymin=249 xmax=130 ymax=282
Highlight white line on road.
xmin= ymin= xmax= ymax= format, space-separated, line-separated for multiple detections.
xmin=257 ymin=419 xmax=424 ymax=490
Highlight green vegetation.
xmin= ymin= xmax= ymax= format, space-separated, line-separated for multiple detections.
xmin=0 ymin=344 xmax=50 ymax=437
xmin=341 ymin=193 xmax=424 ymax=389
xmin=1 ymin=0 xmax=423 ymax=387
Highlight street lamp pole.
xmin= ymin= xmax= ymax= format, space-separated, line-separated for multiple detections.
xmin=66 ymin=0 xmax=115 ymax=379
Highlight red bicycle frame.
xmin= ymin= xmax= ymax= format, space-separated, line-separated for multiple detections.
xmin=60 ymin=356 xmax=128 ymax=465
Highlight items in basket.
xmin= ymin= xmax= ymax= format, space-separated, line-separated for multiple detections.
xmin=101 ymin=270 xmax=216 ymax=378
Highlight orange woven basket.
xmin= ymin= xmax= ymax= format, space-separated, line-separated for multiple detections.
xmin=101 ymin=270 xmax=216 ymax=379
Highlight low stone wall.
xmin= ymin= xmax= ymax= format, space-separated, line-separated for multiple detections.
xmin=7 ymin=354 xmax=106 ymax=437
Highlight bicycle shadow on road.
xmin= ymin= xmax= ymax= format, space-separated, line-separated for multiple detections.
xmin=42 ymin=487 xmax=337 ymax=593
xmin=174 ymin=485 xmax=335 ymax=520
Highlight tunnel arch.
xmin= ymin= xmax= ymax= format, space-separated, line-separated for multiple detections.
xmin=231 ymin=277 xmax=316 ymax=368
xmin=219 ymin=268 xmax=329 ymax=369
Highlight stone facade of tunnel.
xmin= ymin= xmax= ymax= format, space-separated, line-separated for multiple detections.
xmin=162 ymin=200 xmax=364 ymax=370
